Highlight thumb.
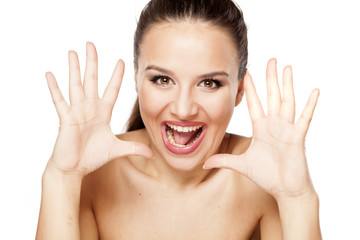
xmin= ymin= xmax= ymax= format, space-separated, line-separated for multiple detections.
xmin=110 ymin=139 xmax=154 ymax=160
xmin=203 ymin=153 xmax=248 ymax=176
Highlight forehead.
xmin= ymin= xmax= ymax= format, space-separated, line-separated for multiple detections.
xmin=138 ymin=21 xmax=238 ymax=75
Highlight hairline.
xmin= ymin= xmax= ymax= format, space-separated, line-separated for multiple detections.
xmin=135 ymin=17 xmax=241 ymax=75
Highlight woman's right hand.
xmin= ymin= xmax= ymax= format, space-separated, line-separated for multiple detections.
xmin=45 ymin=42 xmax=153 ymax=177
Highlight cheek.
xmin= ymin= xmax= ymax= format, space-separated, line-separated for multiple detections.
xmin=200 ymin=91 xmax=235 ymax=124
xmin=138 ymin=86 xmax=169 ymax=122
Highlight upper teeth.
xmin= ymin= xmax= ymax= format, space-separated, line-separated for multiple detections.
xmin=167 ymin=123 xmax=203 ymax=132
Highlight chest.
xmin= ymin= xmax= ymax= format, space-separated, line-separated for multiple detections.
xmin=92 ymin=173 xmax=261 ymax=240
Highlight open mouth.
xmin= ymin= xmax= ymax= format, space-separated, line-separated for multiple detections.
xmin=161 ymin=121 xmax=207 ymax=155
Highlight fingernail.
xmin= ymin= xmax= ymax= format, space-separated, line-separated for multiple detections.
xmin=68 ymin=50 xmax=75 ymax=57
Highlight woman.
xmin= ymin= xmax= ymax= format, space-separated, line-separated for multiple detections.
xmin=36 ymin=0 xmax=321 ymax=239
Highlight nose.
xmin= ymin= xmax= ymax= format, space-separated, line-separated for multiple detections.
xmin=170 ymin=87 xmax=199 ymax=120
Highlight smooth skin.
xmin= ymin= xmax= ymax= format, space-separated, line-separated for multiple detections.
xmin=36 ymin=24 xmax=321 ymax=239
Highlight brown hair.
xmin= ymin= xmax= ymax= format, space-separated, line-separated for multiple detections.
xmin=126 ymin=0 xmax=248 ymax=132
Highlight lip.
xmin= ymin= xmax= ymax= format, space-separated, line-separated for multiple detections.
xmin=161 ymin=121 xmax=207 ymax=155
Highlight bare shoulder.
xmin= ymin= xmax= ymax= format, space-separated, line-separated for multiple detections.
xmin=81 ymin=130 xmax=152 ymax=203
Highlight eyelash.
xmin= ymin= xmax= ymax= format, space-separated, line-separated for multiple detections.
xmin=149 ymin=75 xmax=174 ymax=86
xmin=199 ymin=78 xmax=223 ymax=89
xmin=149 ymin=75 xmax=223 ymax=89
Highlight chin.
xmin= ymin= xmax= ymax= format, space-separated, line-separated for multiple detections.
xmin=160 ymin=151 xmax=209 ymax=172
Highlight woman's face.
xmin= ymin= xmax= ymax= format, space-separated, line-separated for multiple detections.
xmin=136 ymin=21 xmax=243 ymax=171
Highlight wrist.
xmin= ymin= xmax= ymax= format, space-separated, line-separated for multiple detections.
xmin=38 ymin=160 xmax=83 ymax=240
xmin=276 ymin=190 xmax=321 ymax=240
xmin=42 ymin=161 xmax=84 ymax=189
xmin=43 ymin=159 xmax=84 ymax=180
xmin=275 ymin=189 xmax=319 ymax=207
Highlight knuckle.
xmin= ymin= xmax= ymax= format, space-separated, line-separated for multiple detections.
xmin=89 ymin=73 xmax=98 ymax=81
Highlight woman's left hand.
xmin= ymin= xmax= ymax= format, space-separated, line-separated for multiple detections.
xmin=203 ymin=58 xmax=319 ymax=201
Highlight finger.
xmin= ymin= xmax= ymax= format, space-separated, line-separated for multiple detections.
xmin=203 ymin=154 xmax=249 ymax=176
xmin=245 ymin=73 xmax=265 ymax=122
xmin=102 ymin=59 xmax=125 ymax=106
xmin=266 ymin=58 xmax=281 ymax=116
xmin=110 ymin=139 xmax=154 ymax=160
xmin=83 ymin=42 xmax=99 ymax=98
xmin=46 ymin=72 xmax=70 ymax=117
xmin=68 ymin=50 xmax=85 ymax=105
xmin=295 ymin=89 xmax=320 ymax=136
xmin=280 ymin=66 xmax=295 ymax=122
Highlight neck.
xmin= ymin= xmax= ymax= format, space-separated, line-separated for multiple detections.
xmin=145 ymin=147 xmax=219 ymax=192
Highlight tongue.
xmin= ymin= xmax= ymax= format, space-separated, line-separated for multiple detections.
xmin=173 ymin=130 xmax=198 ymax=145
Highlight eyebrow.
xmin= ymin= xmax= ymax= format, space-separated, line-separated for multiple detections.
xmin=145 ymin=65 xmax=175 ymax=76
xmin=145 ymin=65 xmax=229 ymax=79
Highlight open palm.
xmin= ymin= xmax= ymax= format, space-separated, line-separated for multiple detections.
xmin=46 ymin=43 xmax=153 ymax=176
xmin=204 ymin=59 xmax=319 ymax=199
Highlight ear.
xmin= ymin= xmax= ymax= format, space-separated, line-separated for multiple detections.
xmin=235 ymin=75 xmax=245 ymax=107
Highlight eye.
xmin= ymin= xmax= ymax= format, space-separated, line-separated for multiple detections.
xmin=198 ymin=79 xmax=223 ymax=89
xmin=150 ymin=75 xmax=175 ymax=87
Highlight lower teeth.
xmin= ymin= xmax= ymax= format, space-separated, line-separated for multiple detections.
xmin=166 ymin=129 xmax=202 ymax=148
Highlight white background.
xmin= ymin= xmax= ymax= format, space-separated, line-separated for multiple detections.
xmin=0 ymin=0 xmax=359 ymax=239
